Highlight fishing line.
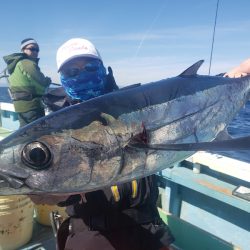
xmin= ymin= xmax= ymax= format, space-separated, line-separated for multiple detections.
xmin=133 ymin=0 xmax=167 ymax=59
xmin=208 ymin=0 xmax=220 ymax=75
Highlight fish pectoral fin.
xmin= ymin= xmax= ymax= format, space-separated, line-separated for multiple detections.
xmin=100 ymin=113 xmax=137 ymax=139
xmin=129 ymin=136 xmax=250 ymax=151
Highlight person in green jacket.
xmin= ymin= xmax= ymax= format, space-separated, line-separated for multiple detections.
xmin=3 ymin=38 xmax=51 ymax=127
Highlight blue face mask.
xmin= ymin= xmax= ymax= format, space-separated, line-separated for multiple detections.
xmin=60 ymin=61 xmax=107 ymax=101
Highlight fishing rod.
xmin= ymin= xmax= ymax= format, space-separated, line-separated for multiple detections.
xmin=208 ymin=0 xmax=220 ymax=75
xmin=0 ymin=68 xmax=9 ymax=80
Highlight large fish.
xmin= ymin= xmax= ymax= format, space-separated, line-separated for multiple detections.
xmin=0 ymin=60 xmax=249 ymax=195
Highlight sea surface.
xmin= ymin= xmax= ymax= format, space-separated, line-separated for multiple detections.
xmin=0 ymin=86 xmax=249 ymax=162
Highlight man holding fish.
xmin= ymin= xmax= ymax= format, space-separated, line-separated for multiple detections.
xmin=32 ymin=38 xmax=175 ymax=250
xmin=1 ymin=37 xmax=250 ymax=249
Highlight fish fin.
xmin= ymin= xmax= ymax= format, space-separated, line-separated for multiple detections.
xmin=129 ymin=136 xmax=250 ymax=151
xmin=179 ymin=60 xmax=204 ymax=76
xmin=215 ymin=129 xmax=232 ymax=141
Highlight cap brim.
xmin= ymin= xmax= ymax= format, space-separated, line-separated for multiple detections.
xmin=57 ymin=54 xmax=102 ymax=72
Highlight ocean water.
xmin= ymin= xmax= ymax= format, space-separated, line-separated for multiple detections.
xmin=216 ymin=101 xmax=250 ymax=163
xmin=0 ymin=86 xmax=11 ymax=103
xmin=0 ymin=86 xmax=249 ymax=162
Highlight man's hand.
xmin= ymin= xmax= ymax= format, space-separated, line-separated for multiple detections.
xmin=224 ymin=71 xmax=248 ymax=78
xmin=224 ymin=58 xmax=250 ymax=78
xmin=105 ymin=66 xmax=119 ymax=91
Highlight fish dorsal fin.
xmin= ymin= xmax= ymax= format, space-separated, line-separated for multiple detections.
xmin=179 ymin=60 xmax=204 ymax=77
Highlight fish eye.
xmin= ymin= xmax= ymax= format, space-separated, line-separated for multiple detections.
xmin=21 ymin=141 xmax=52 ymax=170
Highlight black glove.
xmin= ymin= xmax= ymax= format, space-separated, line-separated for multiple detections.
xmin=42 ymin=86 xmax=69 ymax=112
xmin=57 ymin=194 xmax=82 ymax=207
xmin=105 ymin=66 xmax=119 ymax=92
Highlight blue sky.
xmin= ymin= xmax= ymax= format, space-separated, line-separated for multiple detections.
xmin=0 ymin=0 xmax=250 ymax=86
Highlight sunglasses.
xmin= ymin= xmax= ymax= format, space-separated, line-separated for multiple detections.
xmin=26 ymin=47 xmax=40 ymax=52
xmin=62 ymin=63 xmax=99 ymax=77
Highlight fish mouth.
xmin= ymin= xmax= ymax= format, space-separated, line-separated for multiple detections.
xmin=0 ymin=171 xmax=35 ymax=195
xmin=0 ymin=179 xmax=33 ymax=195
xmin=0 ymin=166 xmax=30 ymax=189
xmin=0 ymin=141 xmax=53 ymax=194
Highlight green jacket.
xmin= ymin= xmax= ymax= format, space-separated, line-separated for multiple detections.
xmin=3 ymin=53 xmax=51 ymax=113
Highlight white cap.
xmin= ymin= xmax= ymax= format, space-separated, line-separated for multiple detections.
xmin=56 ymin=38 xmax=102 ymax=71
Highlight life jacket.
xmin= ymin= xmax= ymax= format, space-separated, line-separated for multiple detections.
xmin=111 ymin=179 xmax=138 ymax=202
xmin=57 ymin=175 xmax=161 ymax=232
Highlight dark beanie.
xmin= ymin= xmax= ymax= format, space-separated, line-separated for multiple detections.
xmin=21 ymin=38 xmax=39 ymax=50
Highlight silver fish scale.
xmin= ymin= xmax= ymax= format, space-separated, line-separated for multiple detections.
xmin=116 ymin=82 xmax=249 ymax=183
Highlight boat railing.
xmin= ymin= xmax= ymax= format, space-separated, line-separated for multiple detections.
xmin=0 ymin=102 xmax=19 ymax=133
xmin=158 ymin=152 xmax=250 ymax=250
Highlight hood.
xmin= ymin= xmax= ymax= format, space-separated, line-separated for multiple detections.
xmin=3 ymin=53 xmax=39 ymax=74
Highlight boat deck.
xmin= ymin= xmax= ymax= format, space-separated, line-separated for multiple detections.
xmin=20 ymin=221 xmax=56 ymax=250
